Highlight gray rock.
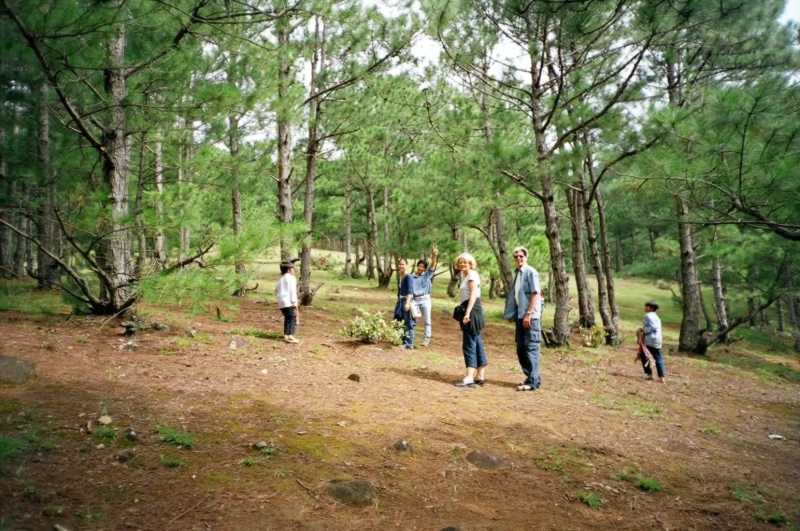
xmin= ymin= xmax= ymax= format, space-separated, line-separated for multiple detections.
xmin=151 ymin=322 xmax=170 ymax=332
xmin=0 ymin=355 xmax=36 ymax=384
xmin=121 ymin=342 xmax=140 ymax=352
xmin=393 ymin=440 xmax=413 ymax=452
xmin=229 ymin=338 xmax=243 ymax=350
xmin=465 ymin=450 xmax=506 ymax=470
xmin=252 ymin=441 xmax=269 ymax=450
xmin=124 ymin=428 xmax=140 ymax=442
xmin=115 ymin=449 xmax=136 ymax=463
xmin=347 ymin=374 xmax=361 ymax=382
xmin=324 ymin=479 xmax=377 ymax=507
xmin=187 ymin=329 xmax=198 ymax=338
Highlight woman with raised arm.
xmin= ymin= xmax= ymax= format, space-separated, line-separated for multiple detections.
xmin=394 ymin=258 xmax=416 ymax=349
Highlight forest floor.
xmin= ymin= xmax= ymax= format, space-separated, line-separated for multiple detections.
xmin=0 ymin=269 xmax=799 ymax=531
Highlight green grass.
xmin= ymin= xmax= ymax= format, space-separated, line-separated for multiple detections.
xmin=698 ymin=425 xmax=721 ymax=435
xmin=230 ymin=328 xmax=283 ymax=340
xmin=753 ymin=508 xmax=789 ymax=525
xmin=75 ymin=507 xmax=103 ymax=520
xmin=160 ymin=455 xmax=184 ymax=468
xmin=589 ymin=394 xmax=663 ymax=418
xmin=240 ymin=457 xmax=260 ymax=467
xmin=577 ymin=491 xmax=602 ymax=508
xmin=732 ymin=484 xmax=765 ymax=504
xmin=612 ymin=469 xmax=637 ymax=482
xmin=153 ymin=425 xmax=195 ymax=448
xmin=0 ymin=436 xmax=26 ymax=462
xmin=636 ymin=476 xmax=662 ymax=492
xmin=0 ymin=280 xmax=71 ymax=315
xmin=93 ymin=425 xmax=118 ymax=440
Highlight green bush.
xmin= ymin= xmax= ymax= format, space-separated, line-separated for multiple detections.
xmin=341 ymin=310 xmax=404 ymax=345
xmin=0 ymin=436 xmax=26 ymax=462
xmin=577 ymin=491 xmax=602 ymax=508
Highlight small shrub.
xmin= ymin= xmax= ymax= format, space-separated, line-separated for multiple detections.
xmin=580 ymin=325 xmax=606 ymax=348
xmin=637 ymin=476 xmax=661 ymax=492
xmin=310 ymin=254 xmax=333 ymax=270
xmin=160 ymin=455 xmax=184 ymax=468
xmin=94 ymin=425 xmax=118 ymax=440
xmin=577 ymin=491 xmax=602 ymax=508
xmin=153 ymin=425 xmax=195 ymax=449
xmin=0 ymin=436 xmax=26 ymax=462
xmin=340 ymin=310 xmax=404 ymax=345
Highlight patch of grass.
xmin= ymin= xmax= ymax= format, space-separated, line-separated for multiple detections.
xmin=258 ymin=446 xmax=278 ymax=458
xmin=273 ymin=467 xmax=289 ymax=478
xmin=172 ymin=337 xmax=190 ymax=349
xmin=698 ymin=425 xmax=721 ymax=435
xmin=23 ymin=484 xmax=45 ymax=501
xmin=754 ymin=508 xmax=789 ymax=525
xmin=612 ymin=469 xmax=636 ymax=482
xmin=40 ymin=440 xmax=57 ymax=452
xmin=153 ymin=425 xmax=195 ymax=448
xmin=577 ymin=491 xmax=602 ymax=508
xmin=240 ymin=457 xmax=260 ymax=467
xmin=75 ymin=507 xmax=103 ymax=520
xmin=637 ymin=476 xmax=662 ymax=492
xmin=589 ymin=394 xmax=664 ymax=418
xmin=93 ymin=425 xmax=118 ymax=440
xmin=732 ymin=484 xmax=765 ymax=504
xmin=160 ymin=455 xmax=184 ymax=468
xmin=0 ymin=436 xmax=26 ymax=462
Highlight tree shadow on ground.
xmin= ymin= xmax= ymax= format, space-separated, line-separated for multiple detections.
xmin=388 ymin=367 xmax=520 ymax=389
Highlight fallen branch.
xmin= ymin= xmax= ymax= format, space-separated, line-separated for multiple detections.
xmin=167 ymin=494 xmax=210 ymax=529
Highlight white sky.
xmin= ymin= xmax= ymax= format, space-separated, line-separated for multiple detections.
xmin=782 ymin=0 xmax=800 ymax=22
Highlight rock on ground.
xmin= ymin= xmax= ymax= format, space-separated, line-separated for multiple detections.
xmin=393 ymin=440 xmax=413 ymax=452
xmin=0 ymin=355 xmax=36 ymax=384
xmin=323 ymin=479 xmax=377 ymax=507
xmin=465 ymin=450 xmax=506 ymax=470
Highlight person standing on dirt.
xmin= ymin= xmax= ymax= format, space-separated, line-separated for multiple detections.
xmin=394 ymin=258 xmax=416 ymax=349
xmin=639 ymin=300 xmax=665 ymax=383
xmin=454 ymin=252 xmax=487 ymax=387
xmin=411 ymin=245 xmax=439 ymax=347
xmin=504 ymin=246 xmax=543 ymax=391
xmin=275 ymin=261 xmax=300 ymax=344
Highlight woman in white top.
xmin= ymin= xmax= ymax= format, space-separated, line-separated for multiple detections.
xmin=274 ymin=261 xmax=300 ymax=343
xmin=454 ymin=252 xmax=487 ymax=387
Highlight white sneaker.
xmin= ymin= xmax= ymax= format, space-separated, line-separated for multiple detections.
xmin=422 ymin=339 xmax=429 ymax=347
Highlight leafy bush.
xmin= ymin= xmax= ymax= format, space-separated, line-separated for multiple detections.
xmin=580 ymin=325 xmax=606 ymax=348
xmin=311 ymin=254 xmax=333 ymax=270
xmin=341 ymin=310 xmax=404 ymax=345
xmin=0 ymin=436 xmax=26 ymax=462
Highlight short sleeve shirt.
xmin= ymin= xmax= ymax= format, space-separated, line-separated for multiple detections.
xmin=459 ymin=270 xmax=481 ymax=303
xmin=411 ymin=268 xmax=435 ymax=296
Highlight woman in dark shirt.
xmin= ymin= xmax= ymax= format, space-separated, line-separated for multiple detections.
xmin=394 ymin=258 xmax=416 ymax=349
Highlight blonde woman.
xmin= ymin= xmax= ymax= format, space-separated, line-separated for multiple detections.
xmin=453 ymin=252 xmax=487 ymax=387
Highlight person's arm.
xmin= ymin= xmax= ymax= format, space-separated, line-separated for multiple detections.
xmin=523 ymin=269 xmax=541 ymax=329
xmin=642 ymin=314 xmax=656 ymax=335
xmin=402 ymin=275 xmax=412 ymax=312
xmin=429 ymin=245 xmax=439 ymax=271
xmin=463 ymin=271 xmax=478 ymax=324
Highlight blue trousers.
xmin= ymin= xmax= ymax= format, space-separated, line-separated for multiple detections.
xmin=515 ymin=318 xmax=541 ymax=388
xmin=280 ymin=307 xmax=296 ymax=335
xmin=641 ymin=346 xmax=665 ymax=378
xmin=461 ymin=328 xmax=487 ymax=368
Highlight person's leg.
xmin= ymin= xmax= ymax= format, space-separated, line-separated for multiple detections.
xmin=474 ymin=334 xmax=487 ymax=381
xmin=526 ymin=319 xmax=541 ymax=388
xmin=419 ymin=298 xmax=432 ymax=344
xmin=515 ymin=319 xmax=532 ymax=382
xmin=650 ymin=347 xmax=665 ymax=380
xmin=458 ymin=328 xmax=477 ymax=385
xmin=404 ymin=321 xmax=414 ymax=349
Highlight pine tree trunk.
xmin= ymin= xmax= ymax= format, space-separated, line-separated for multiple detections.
xmin=344 ymin=181 xmax=352 ymax=278
xmin=592 ymin=184 xmax=620 ymax=334
xmin=492 ymin=205 xmax=513 ymax=293
xmin=13 ymin=211 xmax=29 ymax=277
xmin=0 ymin=95 xmax=12 ymax=278
xmin=747 ymin=297 xmax=756 ymax=327
xmin=677 ymin=198 xmax=704 ymax=353
xmin=567 ymin=185 xmax=594 ymax=329
xmin=582 ymin=161 xmax=615 ymax=344
xmin=229 ymin=115 xmax=245 ymax=278
xmin=178 ymin=120 xmax=192 ymax=263
xmin=36 ymin=82 xmax=60 ymax=289
xmin=711 ymin=234 xmax=730 ymax=343
xmin=276 ymin=22 xmax=293 ymax=261
xmin=615 ymin=237 xmax=624 ymax=272
xmin=98 ymin=23 xmax=134 ymax=313
xmin=153 ymin=117 xmax=166 ymax=270
xmin=786 ymin=281 xmax=800 ymax=352
xmin=776 ymin=297 xmax=784 ymax=333
xmin=366 ymin=187 xmax=377 ymax=281
xmin=447 ymin=262 xmax=459 ymax=298
xmin=135 ymin=130 xmax=148 ymax=277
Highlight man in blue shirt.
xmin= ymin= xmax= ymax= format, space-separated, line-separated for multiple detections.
xmin=411 ymin=245 xmax=439 ymax=347
xmin=504 ymin=246 xmax=544 ymax=391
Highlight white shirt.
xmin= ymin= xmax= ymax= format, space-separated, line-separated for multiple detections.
xmin=274 ymin=274 xmax=298 ymax=309
xmin=459 ymin=270 xmax=481 ymax=303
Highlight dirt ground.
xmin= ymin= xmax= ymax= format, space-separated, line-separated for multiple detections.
xmin=0 ymin=291 xmax=798 ymax=531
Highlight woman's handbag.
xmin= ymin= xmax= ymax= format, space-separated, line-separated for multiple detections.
xmin=452 ymin=301 xmax=467 ymax=321
xmin=411 ymin=302 xmax=422 ymax=319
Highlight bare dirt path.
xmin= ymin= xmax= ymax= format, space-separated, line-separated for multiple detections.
xmin=0 ymin=294 xmax=798 ymax=531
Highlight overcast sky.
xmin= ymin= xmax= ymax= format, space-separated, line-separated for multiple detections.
xmin=782 ymin=0 xmax=800 ymax=22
